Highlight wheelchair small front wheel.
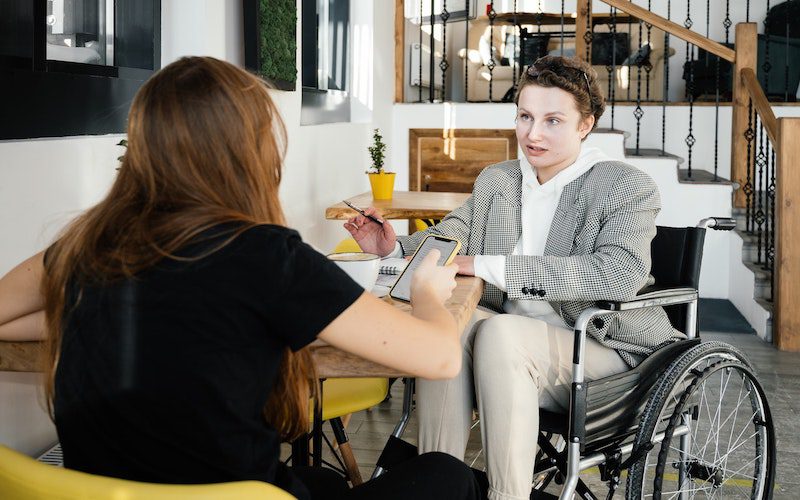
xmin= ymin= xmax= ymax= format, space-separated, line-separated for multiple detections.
xmin=626 ymin=343 xmax=775 ymax=499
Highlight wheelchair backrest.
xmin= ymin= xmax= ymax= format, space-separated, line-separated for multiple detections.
xmin=650 ymin=226 xmax=706 ymax=332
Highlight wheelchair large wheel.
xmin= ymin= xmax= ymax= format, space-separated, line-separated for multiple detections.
xmin=626 ymin=342 xmax=775 ymax=499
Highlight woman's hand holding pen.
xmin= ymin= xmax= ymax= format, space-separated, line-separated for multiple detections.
xmin=343 ymin=206 xmax=397 ymax=257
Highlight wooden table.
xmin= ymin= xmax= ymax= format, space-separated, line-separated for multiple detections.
xmin=325 ymin=191 xmax=470 ymax=221
xmin=0 ymin=277 xmax=484 ymax=377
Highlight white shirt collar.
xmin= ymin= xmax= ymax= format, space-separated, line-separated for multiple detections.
xmin=520 ymin=145 xmax=610 ymax=194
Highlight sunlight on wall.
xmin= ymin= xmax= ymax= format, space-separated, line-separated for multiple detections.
xmin=442 ymin=102 xmax=458 ymax=160
xmin=351 ymin=23 xmax=373 ymax=120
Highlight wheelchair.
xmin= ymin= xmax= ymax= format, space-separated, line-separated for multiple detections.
xmin=531 ymin=217 xmax=776 ymax=499
xmin=375 ymin=217 xmax=775 ymax=499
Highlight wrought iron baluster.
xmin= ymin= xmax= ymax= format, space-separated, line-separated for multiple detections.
xmin=717 ymin=0 xmax=732 ymax=178
xmin=724 ymin=0 xmax=731 ymax=43
xmin=488 ymin=1 xmax=496 ymax=102
xmin=749 ymin=112 xmax=759 ymax=233
xmin=607 ymin=6 xmax=618 ymax=130
xmin=755 ymin=120 xmax=766 ymax=264
xmin=513 ymin=0 xmax=519 ymax=89
xmin=710 ymin=0 xmax=719 ymax=181
xmin=584 ymin=0 xmax=593 ymax=62
xmin=560 ymin=0 xmax=565 ymax=57
xmin=440 ymin=1 xmax=450 ymax=102
xmin=644 ymin=0 xmax=653 ymax=101
xmin=419 ymin=0 xmax=423 ymax=102
xmin=713 ymin=53 xmax=720 ymax=181
xmin=536 ymin=2 xmax=542 ymax=34
xmin=626 ymin=10 xmax=632 ymax=101
xmin=429 ymin=0 xmax=435 ymax=102
xmin=633 ymin=17 xmax=644 ymax=154
xmin=661 ymin=0 xmax=671 ymax=155
xmin=684 ymin=1 xmax=693 ymax=101
xmin=786 ymin=8 xmax=791 ymax=102
xmin=763 ymin=0 xmax=772 ymax=102
xmin=763 ymin=139 xmax=771 ymax=271
xmin=768 ymin=147 xmax=776 ymax=298
xmin=464 ymin=0 xmax=469 ymax=102
xmin=742 ymin=99 xmax=755 ymax=233
xmin=746 ymin=0 xmax=751 ymax=22
xmin=684 ymin=3 xmax=695 ymax=178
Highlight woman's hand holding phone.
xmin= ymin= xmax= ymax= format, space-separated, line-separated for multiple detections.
xmin=410 ymin=250 xmax=458 ymax=306
xmin=343 ymin=206 xmax=397 ymax=256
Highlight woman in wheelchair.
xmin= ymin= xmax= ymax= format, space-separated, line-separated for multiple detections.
xmin=347 ymin=56 xmax=774 ymax=499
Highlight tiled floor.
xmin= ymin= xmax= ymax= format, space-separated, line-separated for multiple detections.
xmin=285 ymin=331 xmax=800 ymax=498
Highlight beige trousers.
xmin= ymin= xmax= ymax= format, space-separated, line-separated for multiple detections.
xmin=417 ymin=308 xmax=629 ymax=500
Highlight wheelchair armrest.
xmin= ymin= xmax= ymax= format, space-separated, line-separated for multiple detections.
xmin=595 ymin=286 xmax=698 ymax=312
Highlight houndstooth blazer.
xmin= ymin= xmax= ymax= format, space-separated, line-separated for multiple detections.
xmin=397 ymin=159 xmax=684 ymax=366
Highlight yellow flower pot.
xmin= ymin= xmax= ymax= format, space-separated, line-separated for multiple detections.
xmin=368 ymin=172 xmax=396 ymax=200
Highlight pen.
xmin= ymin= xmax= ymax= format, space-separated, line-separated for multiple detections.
xmin=343 ymin=200 xmax=384 ymax=226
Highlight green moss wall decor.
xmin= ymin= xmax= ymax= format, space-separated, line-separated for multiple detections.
xmin=242 ymin=0 xmax=297 ymax=90
xmin=258 ymin=0 xmax=297 ymax=90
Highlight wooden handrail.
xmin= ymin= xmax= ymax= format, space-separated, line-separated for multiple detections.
xmin=741 ymin=68 xmax=779 ymax=147
xmin=601 ymin=0 xmax=735 ymax=63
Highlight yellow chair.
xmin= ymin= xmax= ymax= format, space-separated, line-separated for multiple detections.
xmin=0 ymin=445 xmax=295 ymax=500
xmin=307 ymin=378 xmax=390 ymax=485
xmin=301 ymin=238 xmax=391 ymax=486
xmin=413 ymin=218 xmax=439 ymax=233
xmin=331 ymin=237 xmax=363 ymax=254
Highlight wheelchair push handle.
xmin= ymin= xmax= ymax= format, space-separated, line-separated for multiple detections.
xmin=697 ymin=217 xmax=736 ymax=231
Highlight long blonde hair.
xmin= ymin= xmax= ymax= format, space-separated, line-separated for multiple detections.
xmin=41 ymin=56 xmax=316 ymax=441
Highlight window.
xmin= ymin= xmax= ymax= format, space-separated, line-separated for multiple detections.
xmin=46 ymin=0 xmax=113 ymax=66
xmin=0 ymin=0 xmax=160 ymax=139
xmin=300 ymin=0 xmax=350 ymax=125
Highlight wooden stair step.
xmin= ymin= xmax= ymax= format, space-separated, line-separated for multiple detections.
xmin=593 ymin=127 xmax=628 ymax=136
xmin=678 ymin=168 xmax=733 ymax=184
xmin=625 ymin=148 xmax=683 ymax=164
xmin=755 ymin=297 xmax=774 ymax=314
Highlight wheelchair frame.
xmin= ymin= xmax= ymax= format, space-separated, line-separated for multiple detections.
xmin=553 ymin=217 xmax=775 ymax=499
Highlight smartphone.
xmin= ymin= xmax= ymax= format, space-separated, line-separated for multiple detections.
xmin=389 ymin=235 xmax=461 ymax=302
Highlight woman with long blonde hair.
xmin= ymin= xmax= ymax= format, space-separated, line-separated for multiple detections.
xmin=0 ymin=57 xmax=479 ymax=500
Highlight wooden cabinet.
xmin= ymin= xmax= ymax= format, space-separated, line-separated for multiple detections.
xmin=409 ymin=128 xmax=518 ymax=193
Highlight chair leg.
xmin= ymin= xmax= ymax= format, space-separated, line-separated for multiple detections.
xmin=330 ymin=417 xmax=363 ymax=486
xmin=333 ymin=413 xmax=352 ymax=450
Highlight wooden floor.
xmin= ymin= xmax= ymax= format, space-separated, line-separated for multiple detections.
xmin=283 ymin=331 xmax=800 ymax=498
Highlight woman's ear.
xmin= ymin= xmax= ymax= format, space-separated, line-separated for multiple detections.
xmin=579 ymin=115 xmax=595 ymax=139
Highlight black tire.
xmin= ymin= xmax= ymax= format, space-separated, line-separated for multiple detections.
xmin=626 ymin=342 xmax=775 ymax=499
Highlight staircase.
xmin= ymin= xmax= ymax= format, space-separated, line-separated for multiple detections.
xmin=589 ymin=129 xmax=776 ymax=339
xmin=585 ymin=128 xmax=735 ymax=302
xmin=729 ymin=207 xmax=773 ymax=341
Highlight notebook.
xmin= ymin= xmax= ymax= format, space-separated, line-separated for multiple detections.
xmin=379 ymin=257 xmax=408 ymax=275
xmin=375 ymin=258 xmax=408 ymax=288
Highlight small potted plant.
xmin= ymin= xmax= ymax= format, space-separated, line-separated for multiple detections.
xmin=366 ymin=128 xmax=395 ymax=200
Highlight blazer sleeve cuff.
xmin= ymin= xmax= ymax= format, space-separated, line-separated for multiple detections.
xmin=474 ymin=255 xmax=507 ymax=291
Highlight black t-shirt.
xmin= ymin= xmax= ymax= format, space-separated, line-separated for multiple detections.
xmin=53 ymin=224 xmax=363 ymax=498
